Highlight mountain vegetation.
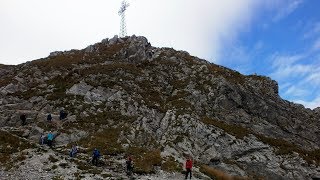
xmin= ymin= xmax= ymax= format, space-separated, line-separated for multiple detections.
xmin=0 ymin=35 xmax=320 ymax=179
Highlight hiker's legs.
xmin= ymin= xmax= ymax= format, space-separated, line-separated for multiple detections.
xmin=92 ymin=157 xmax=98 ymax=166
xmin=48 ymin=140 xmax=52 ymax=147
xmin=185 ymin=168 xmax=191 ymax=179
xmin=127 ymin=165 xmax=132 ymax=175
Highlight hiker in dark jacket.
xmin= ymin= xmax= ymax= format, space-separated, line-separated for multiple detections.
xmin=126 ymin=155 xmax=133 ymax=175
xmin=185 ymin=157 xmax=193 ymax=179
xmin=47 ymin=113 xmax=52 ymax=122
xmin=92 ymin=148 xmax=100 ymax=166
xmin=59 ymin=110 xmax=68 ymax=120
xmin=59 ymin=110 xmax=64 ymax=120
xmin=20 ymin=114 xmax=26 ymax=126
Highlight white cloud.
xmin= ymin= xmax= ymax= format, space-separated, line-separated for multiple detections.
xmin=269 ymin=53 xmax=312 ymax=79
xmin=268 ymin=51 xmax=320 ymax=109
xmin=305 ymin=70 xmax=320 ymax=85
xmin=283 ymin=85 xmax=309 ymax=97
xmin=270 ymin=53 xmax=305 ymax=68
xmin=271 ymin=63 xmax=312 ymax=79
xmin=272 ymin=0 xmax=303 ymax=22
xmin=303 ymin=22 xmax=320 ymax=39
xmin=312 ymin=38 xmax=320 ymax=51
xmin=253 ymin=41 xmax=264 ymax=51
xmin=121 ymin=0 xmax=262 ymax=63
xmin=295 ymin=96 xmax=320 ymax=109
xmin=0 ymin=0 xmax=264 ymax=65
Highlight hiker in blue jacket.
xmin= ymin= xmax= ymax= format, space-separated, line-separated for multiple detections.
xmin=47 ymin=131 xmax=54 ymax=148
xmin=92 ymin=148 xmax=100 ymax=166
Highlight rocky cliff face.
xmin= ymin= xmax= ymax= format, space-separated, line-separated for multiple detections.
xmin=0 ymin=35 xmax=320 ymax=179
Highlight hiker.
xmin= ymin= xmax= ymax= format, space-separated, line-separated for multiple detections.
xmin=47 ymin=113 xmax=52 ymax=122
xmin=92 ymin=148 xmax=100 ymax=166
xmin=185 ymin=157 xmax=193 ymax=179
xmin=39 ymin=133 xmax=46 ymax=145
xmin=59 ymin=109 xmax=68 ymax=120
xmin=126 ymin=155 xmax=134 ymax=175
xmin=20 ymin=113 xmax=26 ymax=126
xmin=47 ymin=131 xmax=54 ymax=148
xmin=59 ymin=110 xmax=64 ymax=120
xmin=70 ymin=145 xmax=78 ymax=157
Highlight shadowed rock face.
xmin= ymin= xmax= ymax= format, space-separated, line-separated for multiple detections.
xmin=0 ymin=35 xmax=319 ymax=179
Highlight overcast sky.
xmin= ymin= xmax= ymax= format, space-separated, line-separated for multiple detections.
xmin=1 ymin=0 xmax=320 ymax=109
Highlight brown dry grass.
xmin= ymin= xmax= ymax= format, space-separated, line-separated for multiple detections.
xmin=0 ymin=130 xmax=33 ymax=165
xmin=200 ymin=165 xmax=248 ymax=180
xmin=133 ymin=149 xmax=162 ymax=174
xmin=161 ymin=156 xmax=182 ymax=172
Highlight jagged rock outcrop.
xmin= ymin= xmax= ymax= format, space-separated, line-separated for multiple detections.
xmin=0 ymin=35 xmax=319 ymax=179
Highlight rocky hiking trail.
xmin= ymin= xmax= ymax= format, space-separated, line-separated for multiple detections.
xmin=0 ymin=122 xmax=203 ymax=180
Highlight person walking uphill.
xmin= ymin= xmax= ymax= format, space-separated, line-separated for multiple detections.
xmin=185 ymin=157 xmax=193 ymax=179
xmin=47 ymin=131 xmax=54 ymax=148
xmin=126 ymin=155 xmax=133 ymax=175
xmin=70 ymin=144 xmax=78 ymax=157
xmin=20 ymin=114 xmax=26 ymax=126
xmin=92 ymin=148 xmax=100 ymax=166
xmin=47 ymin=113 xmax=52 ymax=122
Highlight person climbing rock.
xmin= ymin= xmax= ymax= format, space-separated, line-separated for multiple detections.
xmin=59 ymin=109 xmax=68 ymax=120
xmin=47 ymin=131 xmax=54 ymax=148
xmin=126 ymin=155 xmax=134 ymax=175
xmin=92 ymin=148 xmax=100 ymax=166
xmin=185 ymin=157 xmax=193 ymax=179
xmin=70 ymin=144 xmax=78 ymax=157
xmin=47 ymin=113 xmax=52 ymax=122
xmin=59 ymin=110 xmax=64 ymax=120
xmin=39 ymin=133 xmax=46 ymax=145
xmin=20 ymin=113 xmax=26 ymax=126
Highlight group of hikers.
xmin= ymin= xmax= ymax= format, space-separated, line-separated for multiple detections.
xmin=20 ymin=110 xmax=67 ymax=148
xmin=20 ymin=111 xmax=193 ymax=178
xmin=20 ymin=110 xmax=68 ymax=126
xmin=39 ymin=131 xmax=54 ymax=147
xmin=68 ymin=146 xmax=192 ymax=178
xmin=87 ymin=148 xmax=192 ymax=179
xmin=88 ymin=148 xmax=134 ymax=176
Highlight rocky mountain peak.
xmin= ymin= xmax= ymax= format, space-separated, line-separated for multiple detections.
xmin=0 ymin=35 xmax=319 ymax=179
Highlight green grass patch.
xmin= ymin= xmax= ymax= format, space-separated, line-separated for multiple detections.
xmin=207 ymin=64 xmax=246 ymax=85
xmin=88 ymin=168 xmax=102 ymax=174
xmin=46 ymin=75 xmax=76 ymax=101
xmin=202 ymin=117 xmax=320 ymax=165
xmin=78 ymin=127 xmax=124 ymax=155
xmin=9 ymin=88 xmax=47 ymax=100
xmin=48 ymin=155 xmax=59 ymax=163
xmin=255 ymin=134 xmax=320 ymax=164
xmin=0 ymin=130 xmax=33 ymax=164
xmin=52 ymin=164 xmax=58 ymax=169
xmin=201 ymin=117 xmax=250 ymax=139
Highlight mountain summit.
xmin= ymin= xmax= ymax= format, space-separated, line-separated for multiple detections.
xmin=0 ymin=35 xmax=319 ymax=179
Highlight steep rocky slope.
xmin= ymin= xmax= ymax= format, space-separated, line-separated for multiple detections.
xmin=0 ymin=35 xmax=320 ymax=179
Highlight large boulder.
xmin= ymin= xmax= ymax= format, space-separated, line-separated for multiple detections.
xmin=66 ymin=82 xmax=93 ymax=96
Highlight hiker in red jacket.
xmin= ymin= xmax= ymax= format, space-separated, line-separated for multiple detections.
xmin=185 ymin=157 xmax=193 ymax=179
